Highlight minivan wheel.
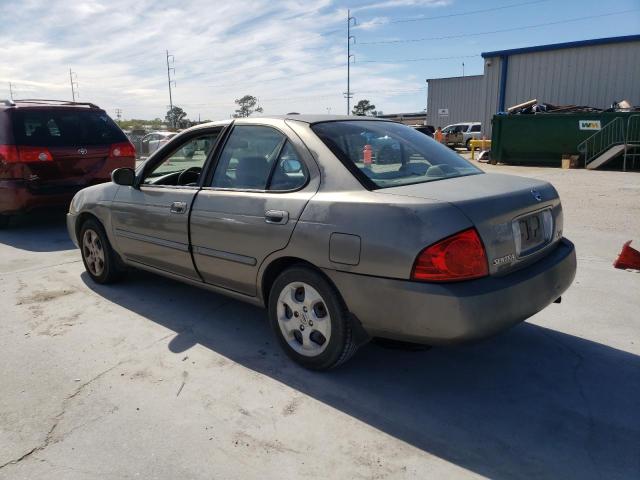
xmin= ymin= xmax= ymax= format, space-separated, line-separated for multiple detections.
xmin=80 ymin=218 xmax=125 ymax=284
xmin=269 ymin=266 xmax=359 ymax=370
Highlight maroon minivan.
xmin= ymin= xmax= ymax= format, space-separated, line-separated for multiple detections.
xmin=0 ymin=99 xmax=135 ymax=228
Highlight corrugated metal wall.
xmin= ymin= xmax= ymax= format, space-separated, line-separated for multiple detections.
xmin=484 ymin=40 xmax=640 ymax=135
xmin=430 ymin=39 xmax=640 ymax=136
xmin=426 ymin=75 xmax=484 ymax=128
xmin=503 ymin=42 xmax=640 ymax=110
xmin=481 ymin=57 xmax=502 ymax=137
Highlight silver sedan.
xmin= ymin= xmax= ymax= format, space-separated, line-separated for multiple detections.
xmin=67 ymin=115 xmax=576 ymax=370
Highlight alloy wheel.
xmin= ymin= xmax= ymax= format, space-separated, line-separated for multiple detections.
xmin=276 ymin=282 xmax=331 ymax=357
xmin=82 ymin=229 xmax=105 ymax=277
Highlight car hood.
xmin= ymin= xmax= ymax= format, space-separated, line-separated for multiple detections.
xmin=378 ymin=173 xmax=564 ymax=275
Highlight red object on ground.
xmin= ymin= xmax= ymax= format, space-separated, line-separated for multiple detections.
xmin=613 ymin=241 xmax=640 ymax=271
xmin=363 ymin=144 xmax=372 ymax=165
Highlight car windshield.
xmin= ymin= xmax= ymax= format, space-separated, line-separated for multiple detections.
xmin=311 ymin=120 xmax=482 ymax=189
xmin=12 ymin=109 xmax=127 ymax=146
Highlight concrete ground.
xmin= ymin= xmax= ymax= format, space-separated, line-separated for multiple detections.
xmin=0 ymin=164 xmax=639 ymax=480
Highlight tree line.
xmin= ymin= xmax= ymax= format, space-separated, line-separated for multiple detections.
xmin=116 ymin=95 xmax=379 ymax=131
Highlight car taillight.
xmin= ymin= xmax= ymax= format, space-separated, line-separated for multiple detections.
xmin=0 ymin=145 xmax=19 ymax=163
xmin=109 ymin=142 xmax=136 ymax=158
xmin=411 ymin=228 xmax=489 ymax=282
xmin=17 ymin=146 xmax=53 ymax=162
xmin=0 ymin=145 xmax=52 ymax=163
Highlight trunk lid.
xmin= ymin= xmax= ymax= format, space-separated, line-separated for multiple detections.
xmin=26 ymin=145 xmax=110 ymax=183
xmin=379 ymin=173 xmax=564 ymax=275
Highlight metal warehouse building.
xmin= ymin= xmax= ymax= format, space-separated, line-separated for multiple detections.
xmin=426 ymin=35 xmax=640 ymax=135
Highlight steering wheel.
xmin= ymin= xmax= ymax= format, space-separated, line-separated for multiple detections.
xmin=177 ymin=166 xmax=202 ymax=186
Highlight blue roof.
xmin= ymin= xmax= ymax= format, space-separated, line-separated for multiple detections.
xmin=481 ymin=34 xmax=640 ymax=58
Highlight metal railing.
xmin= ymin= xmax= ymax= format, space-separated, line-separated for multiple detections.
xmin=577 ymin=117 xmax=626 ymax=168
xmin=624 ymin=114 xmax=640 ymax=171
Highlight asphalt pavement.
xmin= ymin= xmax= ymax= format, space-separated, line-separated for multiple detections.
xmin=0 ymin=164 xmax=638 ymax=479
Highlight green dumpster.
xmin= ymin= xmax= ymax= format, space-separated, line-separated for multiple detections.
xmin=490 ymin=112 xmax=635 ymax=166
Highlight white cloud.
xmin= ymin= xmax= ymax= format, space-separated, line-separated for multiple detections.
xmin=353 ymin=0 xmax=451 ymax=12
xmin=0 ymin=0 xmax=428 ymax=119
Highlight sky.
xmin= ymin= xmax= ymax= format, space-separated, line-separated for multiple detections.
xmin=1 ymin=0 xmax=638 ymax=121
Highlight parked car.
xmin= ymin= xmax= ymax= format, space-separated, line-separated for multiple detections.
xmin=411 ymin=124 xmax=435 ymax=137
xmin=140 ymin=131 xmax=176 ymax=156
xmin=67 ymin=115 xmax=576 ymax=370
xmin=442 ymin=122 xmax=482 ymax=150
xmin=0 ymin=99 xmax=135 ymax=228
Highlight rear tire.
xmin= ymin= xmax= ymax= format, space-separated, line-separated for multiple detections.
xmin=268 ymin=266 xmax=359 ymax=370
xmin=79 ymin=218 xmax=125 ymax=284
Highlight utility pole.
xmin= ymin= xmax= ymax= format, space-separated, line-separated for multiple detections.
xmin=8 ymin=82 xmax=14 ymax=100
xmin=115 ymin=108 xmax=122 ymax=121
xmin=69 ymin=69 xmax=79 ymax=101
xmin=344 ymin=10 xmax=356 ymax=115
xmin=166 ymin=50 xmax=176 ymax=128
xmin=462 ymin=62 xmax=465 ymax=77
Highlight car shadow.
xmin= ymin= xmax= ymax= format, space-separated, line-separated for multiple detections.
xmin=0 ymin=211 xmax=74 ymax=252
xmin=82 ymin=270 xmax=639 ymax=480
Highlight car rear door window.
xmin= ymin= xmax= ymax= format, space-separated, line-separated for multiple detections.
xmin=12 ymin=109 xmax=126 ymax=146
xmin=268 ymin=142 xmax=308 ymax=191
xmin=211 ymin=126 xmax=285 ymax=190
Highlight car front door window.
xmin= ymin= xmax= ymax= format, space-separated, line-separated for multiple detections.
xmin=143 ymin=133 xmax=218 ymax=186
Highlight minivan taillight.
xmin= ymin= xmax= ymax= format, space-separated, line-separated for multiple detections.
xmin=109 ymin=142 xmax=136 ymax=158
xmin=0 ymin=145 xmax=52 ymax=163
xmin=0 ymin=145 xmax=19 ymax=163
xmin=411 ymin=228 xmax=489 ymax=282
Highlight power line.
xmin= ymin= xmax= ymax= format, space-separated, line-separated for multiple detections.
xmin=359 ymin=54 xmax=479 ymax=64
xmin=359 ymin=9 xmax=640 ymax=45
xmin=206 ymin=63 xmax=345 ymax=89
xmin=355 ymin=0 xmax=548 ymax=26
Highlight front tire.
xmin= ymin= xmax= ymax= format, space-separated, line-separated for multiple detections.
xmin=268 ymin=266 xmax=359 ymax=370
xmin=80 ymin=218 xmax=125 ymax=284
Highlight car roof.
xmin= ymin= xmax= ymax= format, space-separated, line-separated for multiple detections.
xmin=182 ymin=115 xmax=398 ymax=136
xmin=146 ymin=131 xmax=176 ymax=136
xmin=0 ymin=99 xmax=102 ymax=110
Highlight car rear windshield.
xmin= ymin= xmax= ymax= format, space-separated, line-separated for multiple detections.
xmin=12 ymin=109 xmax=127 ymax=147
xmin=311 ymin=120 xmax=482 ymax=189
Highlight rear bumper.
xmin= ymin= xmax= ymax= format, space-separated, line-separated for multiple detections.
xmin=324 ymin=238 xmax=576 ymax=345
xmin=0 ymin=180 xmax=97 ymax=215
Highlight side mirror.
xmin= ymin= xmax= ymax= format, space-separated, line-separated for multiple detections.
xmin=111 ymin=167 xmax=136 ymax=186
xmin=282 ymin=159 xmax=302 ymax=173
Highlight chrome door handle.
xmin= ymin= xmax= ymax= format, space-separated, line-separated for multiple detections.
xmin=170 ymin=201 xmax=187 ymax=214
xmin=265 ymin=210 xmax=289 ymax=224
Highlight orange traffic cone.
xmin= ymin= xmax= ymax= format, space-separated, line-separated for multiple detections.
xmin=613 ymin=241 xmax=640 ymax=271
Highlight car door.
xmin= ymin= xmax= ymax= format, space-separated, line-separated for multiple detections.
xmin=190 ymin=122 xmax=319 ymax=296
xmin=110 ymin=128 xmax=223 ymax=279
